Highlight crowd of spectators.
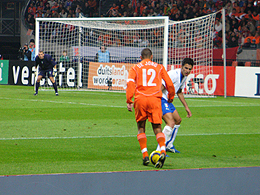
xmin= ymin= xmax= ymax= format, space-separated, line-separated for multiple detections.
xmin=25 ymin=0 xmax=260 ymax=49
xmin=26 ymin=0 xmax=99 ymax=30
xmin=212 ymin=0 xmax=260 ymax=49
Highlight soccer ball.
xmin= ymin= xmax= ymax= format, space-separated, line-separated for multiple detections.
xmin=149 ymin=150 xmax=161 ymax=165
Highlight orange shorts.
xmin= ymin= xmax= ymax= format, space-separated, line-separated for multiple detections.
xmin=134 ymin=96 xmax=162 ymax=124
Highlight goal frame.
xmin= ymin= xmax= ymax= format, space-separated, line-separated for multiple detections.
xmin=35 ymin=16 xmax=170 ymax=70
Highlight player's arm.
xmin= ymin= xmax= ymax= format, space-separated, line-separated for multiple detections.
xmin=34 ymin=57 xmax=39 ymax=69
xmin=126 ymin=67 xmax=136 ymax=112
xmin=161 ymin=84 xmax=166 ymax=91
xmin=51 ymin=57 xmax=57 ymax=77
xmin=51 ymin=56 xmax=56 ymax=68
xmin=161 ymin=67 xmax=175 ymax=102
xmin=177 ymin=89 xmax=192 ymax=118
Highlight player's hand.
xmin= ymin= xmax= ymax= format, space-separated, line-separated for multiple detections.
xmin=33 ymin=68 xmax=37 ymax=76
xmin=127 ymin=103 xmax=133 ymax=112
xmin=167 ymin=94 xmax=174 ymax=103
xmin=186 ymin=108 xmax=192 ymax=118
xmin=168 ymin=98 xmax=173 ymax=103
xmin=53 ymin=68 xmax=57 ymax=77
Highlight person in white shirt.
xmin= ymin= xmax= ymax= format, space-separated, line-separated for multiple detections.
xmin=157 ymin=58 xmax=194 ymax=153
xmin=48 ymin=0 xmax=55 ymax=8
xmin=215 ymin=19 xmax=222 ymax=32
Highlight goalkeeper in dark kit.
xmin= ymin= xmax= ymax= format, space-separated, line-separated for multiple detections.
xmin=34 ymin=50 xmax=58 ymax=96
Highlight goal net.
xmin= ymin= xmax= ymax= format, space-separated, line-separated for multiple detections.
xmin=168 ymin=14 xmax=217 ymax=96
xmin=35 ymin=13 xmax=217 ymax=96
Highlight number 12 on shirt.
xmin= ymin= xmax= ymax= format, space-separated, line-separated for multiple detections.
xmin=142 ymin=69 xmax=156 ymax=86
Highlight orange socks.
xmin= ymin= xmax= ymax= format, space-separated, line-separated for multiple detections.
xmin=137 ymin=132 xmax=166 ymax=158
xmin=156 ymin=132 xmax=166 ymax=154
xmin=137 ymin=133 xmax=148 ymax=158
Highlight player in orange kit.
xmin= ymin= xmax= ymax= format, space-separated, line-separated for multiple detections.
xmin=126 ymin=48 xmax=175 ymax=168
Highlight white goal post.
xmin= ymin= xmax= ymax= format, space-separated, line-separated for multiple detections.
xmin=35 ymin=13 xmax=217 ymax=96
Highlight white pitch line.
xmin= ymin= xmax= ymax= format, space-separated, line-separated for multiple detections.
xmin=0 ymin=97 xmax=123 ymax=108
xmin=0 ymin=97 xmax=259 ymax=108
xmin=0 ymin=132 xmax=259 ymax=141
xmin=187 ymin=98 xmax=260 ymax=106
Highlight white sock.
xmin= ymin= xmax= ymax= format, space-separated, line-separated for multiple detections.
xmin=166 ymin=125 xmax=180 ymax=148
xmin=156 ymin=125 xmax=173 ymax=151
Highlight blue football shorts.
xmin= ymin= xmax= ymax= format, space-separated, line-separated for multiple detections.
xmin=38 ymin=68 xmax=53 ymax=78
xmin=161 ymin=97 xmax=176 ymax=116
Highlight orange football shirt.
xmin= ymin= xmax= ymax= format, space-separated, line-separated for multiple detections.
xmin=126 ymin=59 xmax=175 ymax=103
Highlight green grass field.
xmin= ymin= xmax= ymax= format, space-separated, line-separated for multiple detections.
xmin=0 ymin=85 xmax=259 ymax=176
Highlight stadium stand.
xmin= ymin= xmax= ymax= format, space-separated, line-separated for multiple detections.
xmin=23 ymin=0 xmax=260 ymax=47
xmin=20 ymin=0 xmax=260 ymax=66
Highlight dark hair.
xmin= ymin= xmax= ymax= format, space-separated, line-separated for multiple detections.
xmin=100 ymin=45 xmax=106 ymax=50
xmin=182 ymin=58 xmax=194 ymax=67
xmin=141 ymin=48 xmax=152 ymax=59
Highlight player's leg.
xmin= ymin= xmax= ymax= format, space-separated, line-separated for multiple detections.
xmin=137 ymin=120 xmax=149 ymax=166
xmin=152 ymin=123 xmax=166 ymax=154
xmin=49 ymin=76 xmax=59 ymax=96
xmin=155 ymin=112 xmax=174 ymax=151
xmin=148 ymin=97 xmax=166 ymax=168
xmin=134 ymin=97 xmax=150 ymax=165
xmin=152 ymin=123 xmax=166 ymax=168
xmin=34 ymin=75 xmax=43 ymax=95
xmin=162 ymin=112 xmax=175 ymax=145
xmin=156 ymin=98 xmax=175 ymax=151
xmin=34 ymin=66 xmax=38 ymax=93
xmin=166 ymin=110 xmax=182 ymax=153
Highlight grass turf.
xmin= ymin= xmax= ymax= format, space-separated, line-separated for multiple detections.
xmin=0 ymin=85 xmax=259 ymax=175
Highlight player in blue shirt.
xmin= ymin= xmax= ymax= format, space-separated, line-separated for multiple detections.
xmin=157 ymin=58 xmax=194 ymax=153
xmin=34 ymin=50 xmax=58 ymax=96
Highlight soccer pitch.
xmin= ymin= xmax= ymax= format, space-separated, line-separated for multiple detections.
xmin=0 ymin=85 xmax=259 ymax=176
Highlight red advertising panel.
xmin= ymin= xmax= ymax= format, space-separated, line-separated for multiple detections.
xmin=213 ymin=47 xmax=239 ymax=61
xmin=213 ymin=66 xmax=236 ymax=96
xmin=167 ymin=65 xmax=235 ymax=96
